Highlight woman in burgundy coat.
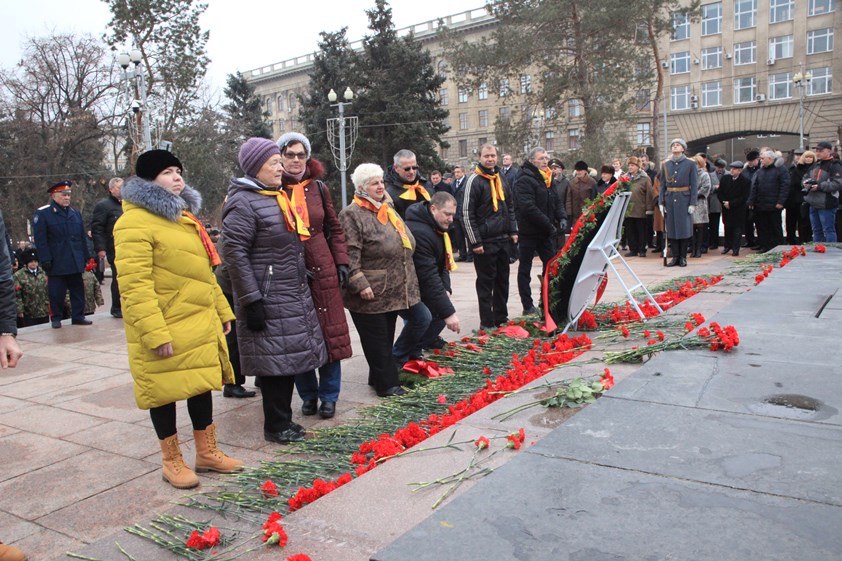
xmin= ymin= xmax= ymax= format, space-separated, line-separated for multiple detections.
xmin=278 ymin=132 xmax=352 ymax=419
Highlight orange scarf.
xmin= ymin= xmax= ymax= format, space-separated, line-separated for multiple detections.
xmin=440 ymin=230 xmax=457 ymax=271
xmin=473 ymin=166 xmax=505 ymax=212
xmin=182 ymin=211 xmax=221 ymax=266
xmin=398 ymin=181 xmax=431 ymax=202
xmin=286 ymin=179 xmax=312 ymax=234
xmin=353 ymin=195 xmax=412 ymax=249
xmin=256 ymin=189 xmax=310 ymax=240
xmin=539 ymin=168 xmax=553 ymax=188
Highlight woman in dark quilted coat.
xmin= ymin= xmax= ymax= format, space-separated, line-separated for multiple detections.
xmin=277 ymin=132 xmax=352 ymax=420
xmin=222 ymin=138 xmax=326 ymax=445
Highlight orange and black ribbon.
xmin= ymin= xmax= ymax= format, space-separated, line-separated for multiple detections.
xmin=256 ymin=189 xmax=310 ymax=240
xmin=353 ymin=195 xmax=412 ymax=249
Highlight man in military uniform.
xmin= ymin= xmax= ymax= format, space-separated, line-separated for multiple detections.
xmin=657 ymin=139 xmax=699 ymax=267
xmin=32 ymin=180 xmax=92 ymax=328
xmin=90 ymin=177 xmax=124 ymax=318
xmin=13 ymin=248 xmax=49 ymax=327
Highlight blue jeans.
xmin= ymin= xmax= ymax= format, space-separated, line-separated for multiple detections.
xmin=418 ymin=316 xmax=446 ymax=351
xmin=295 ymin=362 xmax=341 ymax=402
xmin=393 ymin=301 xmax=432 ymax=364
xmin=809 ymin=206 xmax=838 ymax=242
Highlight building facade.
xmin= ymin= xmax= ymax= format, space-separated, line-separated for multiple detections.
xmin=244 ymin=1 xmax=840 ymax=168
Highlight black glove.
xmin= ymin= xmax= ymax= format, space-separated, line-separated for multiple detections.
xmin=559 ymin=219 xmax=568 ymax=233
xmin=337 ymin=264 xmax=349 ymax=289
xmin=42 ymin=261 xmax=52 ymax=273
xmin=244 ymin=300 xmax=266 ymax=331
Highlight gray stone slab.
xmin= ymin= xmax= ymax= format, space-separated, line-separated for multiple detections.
xmin=372 ymin=455 xmax=842 ymax=561
xmin=538 ymin=397 xmax=842 ymax=506
xmin=0 ymin=432 xmax=87 ymax=483
xmin=0 ymin=403 xmax=107 ymax=438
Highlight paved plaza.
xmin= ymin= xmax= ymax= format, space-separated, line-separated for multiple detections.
xmin=1 ymin=248 xmax=836 ymax=560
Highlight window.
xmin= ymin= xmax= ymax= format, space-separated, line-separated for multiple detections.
xmin=769 ymin=35 xmax=793 ymax=60
xmin=499 ymin=79 xmax=510 ymax=97
xmin=519 ymin=75 xmax=532 ymax=94
xmin=635 ymin=123 xmax=651 ymax=146
xmin=439 ymin=88 xmax=449 ymax=105
xmin=734 ymin=0 xmax=756 ymax=30
xmin=499 ymin=106 xmax=511 ymax=122
xmin=671 ymin=85 xmax=691 ymax=110
xmin=734 ymin=41 xmax=756 ymax=65
xmin=770 ymin=0 xmax=794 ymax=23
xmin=809 ymin=0 xmax=836 ymax=16
xmin=288 ymin=94 xmax=296 ymax=111
xmin=459 ymin=139 xmax=468 ymax=158
xmin=478 ymin=109 xmax=489 ymax=128
xmin=277 ymin=95 xmax=284 ymax=112
xmin=636 ymin=89 xmax=651 ymax=111
xmin=701 ymin=81 xmax=722 ymax=107
xmin=670 ymin=51 xmax=690 ymax=74
xmin=545 ymin=106 xmax=557 ymax=120
xmin=671 ymin=11 xmax=690 ymax=40
xmin=278 ymin=118 xmax=286 ymax=132
xmin=701 ymin=3 xmax=722 ymax=35
xmin=437 ymin=60 xmax=449 ymax=78
xmin=478 ymin=137 xmax=487 ymax=149
xmin=458 ymin=87 xmax=468 ymax=103
xmin=807 ymin=28 xmax=834 ymax=54
xmin=459 ymin=112 xmax=469 ymax=130
xmin=809 ymin=67 xmax=832 ymax=95
xmin=544 ymin=131 xmax=555 ymax=152
xmin=568 ymin=128 xmax=580 ymax=150
xmin=478 ymin=82 xmax=488 ymax=101
xmin=440 ymin=146 xmax=449 ymax=160
xmin=701 ymin=47 xmax=722 ymax=69
xmin=768 ymin=72 xmax=792 ymax=99
xmin=441 ymin=117 xmax=450 ymax=129
xmin=265 ymin=97 xmax=273 ymax=115
xmin=734 ymin=77 xmax=756 ymax=104
xmin=568 ymin=99 xmax=582 ymax=117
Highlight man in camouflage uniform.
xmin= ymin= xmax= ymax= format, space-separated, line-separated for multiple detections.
xmin=13 ymin=248 xmax=49 ymax=327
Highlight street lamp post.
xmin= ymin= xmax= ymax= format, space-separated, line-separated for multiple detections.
xmin=118 ymin=49 xmax=153 ymax=161
xmin=793 ymin=69 xmax=812 ymax=152
xmin=326 ymin=87 xmax=358 ymax=208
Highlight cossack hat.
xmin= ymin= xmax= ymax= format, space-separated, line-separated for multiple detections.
xmin=48 ymin=180 xmax=72 ymax=193
xmin=626 ymin=156 xmax=641 ymax=168
xmin=238 ymin=137 xmax=281 ymax=178
xmin=21 ymin=248 xmax=38 ymax=264
xmin=574 ymin=160 xmax=589 ymax=171
xmin=135 ymin=150 xmax=183 ymax=181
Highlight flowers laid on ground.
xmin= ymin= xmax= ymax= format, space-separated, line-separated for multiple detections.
xmin=604 ymin=319 xmax=740 ymax=363
xmin=186 ymin=526 xmax=220 ymax=550
xmin=814 ymin=244 xmax=826 ymax=253
xmin=262 ymin=512 xmax=288 ymax=546
xmin=492 ymin=369 xmax=616 ymax=421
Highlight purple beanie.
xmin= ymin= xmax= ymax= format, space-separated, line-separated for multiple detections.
xmin=238 ymin=137 xmax=280 ymax=178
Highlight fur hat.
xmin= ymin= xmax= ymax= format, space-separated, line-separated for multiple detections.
xmin=600 ymin=165 xmax=614 ymax=175
xmin=626 ymin=156 xmax=641 ymax=168
xmin=745 ymin=149 xmax=760 ymax=161
xmin=670 ymin=138 xmax=687 ymax=151
xmin=277 ymin=132 xmax=311 ymax=159
xmin=135 ymin=150 xmax=183 ymax=181
xmin=21 ymin=248 xmax=38 ymax=264
xmin=238 ymin=137 xmax=280 ymax=178
xmin=574 ymin=160 xmax=589 ymax=171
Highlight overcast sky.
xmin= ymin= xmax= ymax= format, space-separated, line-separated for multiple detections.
xmin=1 ymin=0 xmax=486 ymax=92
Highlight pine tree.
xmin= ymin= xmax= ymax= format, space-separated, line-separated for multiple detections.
xmin=224 ymin=71 xmax=272 ymax=142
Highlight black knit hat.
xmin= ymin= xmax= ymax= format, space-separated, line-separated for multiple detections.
xmin=135 ymin=149 xmax=183 ymax=181
xmin=574 ymin=160 xmax=588 ymax=171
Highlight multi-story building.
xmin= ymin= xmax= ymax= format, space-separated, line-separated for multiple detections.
xmin=244 ymin=1 xmax=840 ymax=168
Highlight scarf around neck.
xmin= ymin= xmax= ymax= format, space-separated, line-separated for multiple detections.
xmin=353 ymin=194 xmax=412 ymax=249
xmin=473 ymin=165 xmax=505 ymax=212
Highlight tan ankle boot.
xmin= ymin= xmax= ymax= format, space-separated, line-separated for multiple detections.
xmin=0 ymin=541 xmax=27 ymax=561
xmin=194 ymin=423 xmax=244 ymax=474
xmin=159 ymin=434 xmax=199 ymax=489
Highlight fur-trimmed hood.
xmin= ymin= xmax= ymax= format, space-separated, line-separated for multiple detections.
xmin=121 ymin=176 xmax=202 ymax=221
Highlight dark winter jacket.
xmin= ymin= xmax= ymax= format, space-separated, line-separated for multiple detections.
xmin=221 ymin=176 xmax=327 ymax=377
xmin=32 ymin=200 xmax=89 ymax=276
xmin=787 ymin=162 xmax=812 ymax=206
xmin=626 ymin=171 xmax=654 ymax=219
xmin=803 ymin=158 xmax=842 ymax=210
xmin=384 ymin=165 xmax=434 ymax=219
xmin=718 ymin=173 xmax=751 ymax=215
xmin=462 ymin=164 xmax=518 ymax=248
xmin=748 ymin=163 xmax=790 ymax=211
xmin=282 ymin=159 xmax=351 ymax=363
xmin=338 ymin=192 xmax=420 ymax=314
xmin=0 ymin=211 xmax=17 ymax=335
xmin=515 ymin=161 xmax=564 ymax=238
xmin=405 ymin=201 xmax=455 ymax=321
xmin=90 ymin=194 xmax=123 ymax=257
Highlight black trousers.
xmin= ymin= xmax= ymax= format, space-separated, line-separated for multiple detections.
xmin=624 ymin=217 xmax=648 ymax=253
xmin=517 ymin=236 xmax=554 ymax=310
xmin=349 ymin=310 xmax=401 ymax=393
xmin=47 ymin=273 xmax=85 ymax=322
xmin=722 ymin=209 xmax=744 ymax=251
xmin=707 ymin=212 xmax=721 ymax=248
xmin=149 ymin=391 xmax=213 ymax=440
xmin=473 ymin=241 xmax=510 ymax=327
xmin=755 ymin=209 xmax=783 ymax=251
xmin=784 ymin=202 xmax=811 ymax=243
xmin=453 ymin=220 xmax=469 ymax=258
xmin=223 ymin=292 xmax=244 ymax=385
xmin=107 ymin=253 xmax=121 ymax=313
xmin=259 ymin=375 xmax=296 ymax=432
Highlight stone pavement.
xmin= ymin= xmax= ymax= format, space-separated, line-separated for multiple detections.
xmin=0 ymin=248 xmax=751 ymax=560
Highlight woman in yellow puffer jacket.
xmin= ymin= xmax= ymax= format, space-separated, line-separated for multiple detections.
xmin=115 ymin=149 xmax=243 ymax=489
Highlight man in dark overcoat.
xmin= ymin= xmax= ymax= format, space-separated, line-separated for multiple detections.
xmin=717 ymin=161 xmax=752 ymax=256
xmin=657 ymin=139 xmax=699 ymax=267
xmin=90 ymin=177 xmax=124 ymax=318
xmin=32 ymin=180 xmax=91 ymax=328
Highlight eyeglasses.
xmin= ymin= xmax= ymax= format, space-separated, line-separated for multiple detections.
xmin=402 ymin=165 xmax=419 ymax=172
xmin=283 ymin=152 xmax=307 ymax=160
